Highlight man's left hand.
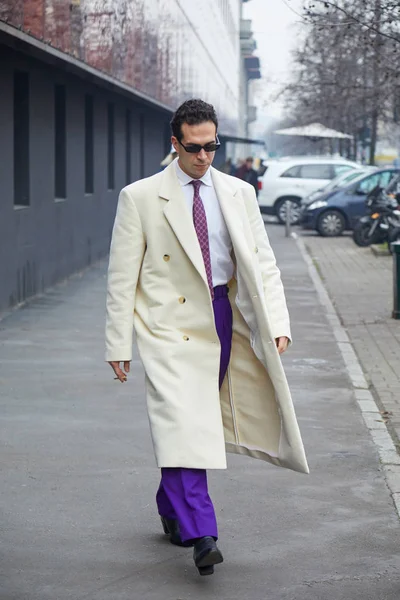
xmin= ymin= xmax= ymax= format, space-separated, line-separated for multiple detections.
xmin=275 ymin=336 xmax=289 ymax=355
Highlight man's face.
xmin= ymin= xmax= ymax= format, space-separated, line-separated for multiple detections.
xmin=246 ymin=159 xmax=253 ymax=170
xmin=172 ymin=121 xmax=217 ymax=179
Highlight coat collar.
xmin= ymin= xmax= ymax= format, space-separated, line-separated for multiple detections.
xmin=175 ymin=159 xmax=213 ymax=187
xmin=158 ymin=159 xmax=242 ymax=199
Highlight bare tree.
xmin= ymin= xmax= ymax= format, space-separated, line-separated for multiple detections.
xmin=304 ymin=0 xmax=400 ymax=45
xmin=282 ymin=0 xmax=400 ymax=163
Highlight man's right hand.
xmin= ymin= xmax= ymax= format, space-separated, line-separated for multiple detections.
xmin=108 ymin=361 xmax=131 ymax=383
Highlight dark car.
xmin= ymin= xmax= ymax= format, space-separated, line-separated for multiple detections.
xmin=301 ymin=168 xmax=400 ymax=236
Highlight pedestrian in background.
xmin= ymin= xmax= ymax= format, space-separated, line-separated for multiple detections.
xmin=218 ymin=157 xmax=235 ymax=175
xmin=235 ymin=155 xmax=259 ymax=196
xmin=105 ymin=99 xmax=308 ymax=577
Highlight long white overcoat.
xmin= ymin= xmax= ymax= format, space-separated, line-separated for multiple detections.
xmin=105 ymin=161 xmax=309 ymax=474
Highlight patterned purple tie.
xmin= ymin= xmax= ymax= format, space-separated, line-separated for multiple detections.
xmin=191 ymin=180 xmax=214 ymax=299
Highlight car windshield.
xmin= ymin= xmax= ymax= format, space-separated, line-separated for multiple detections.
xmin=323 ymin=168 xmax=369 ymax=192
xmin=340 ymin=169 xmax=381 ymax=191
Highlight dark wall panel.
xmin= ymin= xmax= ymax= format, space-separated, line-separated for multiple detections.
xmin=0 ymin=55 xmax=15 ymax=307
xmin=0 ymin=45 xmax=169 ymax=313
xmin=129 ymin=108 xmax=142 ymax=185
xmin=143 ymin=110 xmax=168 ymax=177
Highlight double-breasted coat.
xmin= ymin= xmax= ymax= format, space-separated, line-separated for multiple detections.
xmin=105 ymin=161 xmax=309 ymax=474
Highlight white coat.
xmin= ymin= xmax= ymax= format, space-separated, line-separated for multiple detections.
xmin=105 ymin=161 xmax=309 ymax=474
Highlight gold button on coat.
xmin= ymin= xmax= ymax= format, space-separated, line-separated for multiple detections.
xmin=183 ymin=336 xmax=189 ymax=341
xmin=163 ymin=254 xmax=170 ymax=261
xmin=254 ymin=246 xmax=259 ymax=253
xmin=179 ymin=297 xmax=186 ymax=304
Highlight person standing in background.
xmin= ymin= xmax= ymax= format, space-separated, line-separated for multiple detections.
xmin=235 ymin=156 xmax=259 ymax=197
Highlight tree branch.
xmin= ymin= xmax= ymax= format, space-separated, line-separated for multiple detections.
xmin=306 ymin=0 xmax=400 ymax=45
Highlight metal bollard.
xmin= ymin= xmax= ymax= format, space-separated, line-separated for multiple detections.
xmin=392 ymin=241 xmax=400 ymax=319
xmin=285 ymin=201 xmax=292 ymax=238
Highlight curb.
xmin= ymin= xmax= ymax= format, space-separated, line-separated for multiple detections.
xmin=293 ymin=232 xmax=400 ymax=519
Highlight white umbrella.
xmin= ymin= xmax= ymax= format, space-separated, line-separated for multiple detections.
xmin=274 ymin=123 xmax=353 ymax=140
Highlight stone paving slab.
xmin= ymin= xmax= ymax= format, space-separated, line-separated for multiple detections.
xmin=1 ymin=226 xmax=400 ymax=599
xmin=301 ymin=231 xmax=400 ymax=449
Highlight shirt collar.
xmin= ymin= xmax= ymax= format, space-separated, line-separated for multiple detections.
xmin=175 ymin=158 xmax=212 ymax=187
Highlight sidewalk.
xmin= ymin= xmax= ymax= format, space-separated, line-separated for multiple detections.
xmin=1 ymin=226 xmax=400 ymax=599
xmin=301 ymin=232 xmax=400 ymax=449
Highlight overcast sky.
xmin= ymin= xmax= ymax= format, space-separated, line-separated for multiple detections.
xmin=243 ymin=0 xmax=305 ymax=120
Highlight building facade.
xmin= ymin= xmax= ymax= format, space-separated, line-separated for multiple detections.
xmin=0 ymin=0 xmax=260 ymax=313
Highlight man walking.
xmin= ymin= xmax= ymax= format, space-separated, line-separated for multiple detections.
xmin=105 ymin=99 xmax=308 ymax=576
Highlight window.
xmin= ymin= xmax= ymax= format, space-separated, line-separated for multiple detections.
xmin=258 ymin=164 xmax=268 ymax=177
xmin=14 ymin=71 xmax=30 ymax=207
xmin=357 ymin=173 xmax=380 ymax=193
xmin=280 ymin=165 xmax=300 ymax=178
xmin=333 ymin=164 xmax=354 ymax=177
xmin=341 ymin=171 xmax=362 ymax=185
xmin=378 ymin=170 xmax=396 ymax=189
xmin=299 ymin=164 xmax=333 ymax=179
xmin=107 ymin=103 xmax=115 ymax=190
xmin=125 ymin=109 xmax=131 ymax=185
xmin=84 ymin=94 xmax=94 ymax=194
xmin=54 ymin=85 xmax=66 ymax=198
xmin=358 ymin=171 xmax=397 ymax=194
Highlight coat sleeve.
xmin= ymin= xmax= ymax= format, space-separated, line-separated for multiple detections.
xmin=105 ymin=188 xmax=146 ymax=361
xmin=243 ymin=187 xmax=292 ymax=342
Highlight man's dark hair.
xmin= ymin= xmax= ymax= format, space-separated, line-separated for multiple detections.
xmin=170 ymin=99 xmax=218 ymax=141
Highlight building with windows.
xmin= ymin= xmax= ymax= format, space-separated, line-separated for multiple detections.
xmin=0 ymin=0 xmax=261 ymax=312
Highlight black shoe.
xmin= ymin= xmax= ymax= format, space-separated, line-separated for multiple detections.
xmin=193 ymin=536 xmax=223 ymax=576
xmin=160 ymin=516 xmax=191 ymax=547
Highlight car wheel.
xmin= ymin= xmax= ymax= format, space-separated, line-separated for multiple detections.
xmin=317 ymin=210 xmax=346 ymax=237
xmin=276 ymin=198 xmax=301 ymax=225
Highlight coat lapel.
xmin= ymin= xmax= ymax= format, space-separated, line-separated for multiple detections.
xmin=211 ymin=167 xmax=256 ymax=275
xmin=160 ymin=162 xmax=209 ymax=288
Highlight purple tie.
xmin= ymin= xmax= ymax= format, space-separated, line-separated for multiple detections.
xmin=191 ymin=180 xmax=214 ymax=299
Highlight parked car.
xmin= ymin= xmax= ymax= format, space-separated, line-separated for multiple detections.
xmin=300 ymin=168 xmax=400 ymax=236
xmin=257 ymin=157 xmax=362 ymax=224
xmin=301 ymin=166 xmax=377 ymax=207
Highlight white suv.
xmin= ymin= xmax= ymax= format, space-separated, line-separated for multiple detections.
xmin=257 ymin=157 xmax=362 ymax=223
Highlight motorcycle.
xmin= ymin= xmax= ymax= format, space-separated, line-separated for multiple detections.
xmin=352 ymin=185 xmax=400 ymax=247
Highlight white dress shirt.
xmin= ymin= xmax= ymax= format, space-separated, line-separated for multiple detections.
xmin=175 ymin=159 xmax=234 ymax=287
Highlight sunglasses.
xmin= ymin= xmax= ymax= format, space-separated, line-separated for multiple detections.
xmin=178 ymin=135 xmax=221 ymax=154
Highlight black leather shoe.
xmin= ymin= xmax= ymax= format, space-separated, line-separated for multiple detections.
xmin=193 ymin=536 xmax=223 ymax=575
xmin=160 ymin=516 xmax=193 ymax=547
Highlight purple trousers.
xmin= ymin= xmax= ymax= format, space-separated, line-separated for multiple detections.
xmin=156 ymin=285 xmax=233 ymax=542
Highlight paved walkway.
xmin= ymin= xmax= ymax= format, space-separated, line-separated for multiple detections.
xmin=301 ymin=232 xmax=400 ymax=448
xmin=1 ymin=226 xmax=400 ymax=599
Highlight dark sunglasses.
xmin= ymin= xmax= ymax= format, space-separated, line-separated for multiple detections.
xmin=178 ymin=135 xmax=221 ymax=154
